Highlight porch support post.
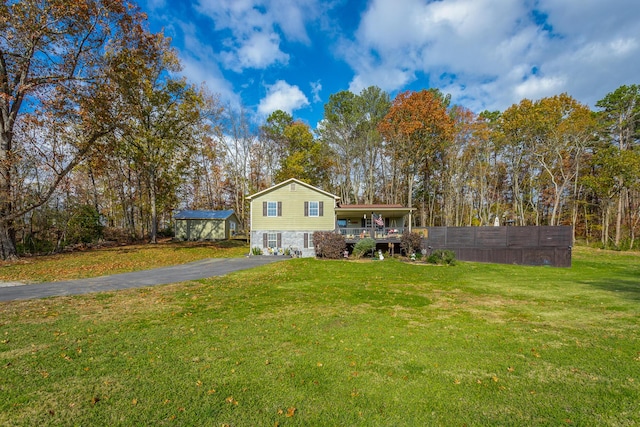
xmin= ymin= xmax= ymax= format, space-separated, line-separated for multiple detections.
xmin=370 ymin=212 xmax=375 ymax=239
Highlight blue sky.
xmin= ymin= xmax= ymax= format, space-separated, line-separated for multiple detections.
xmin=141 ymin=0 xmax=640 ymax=128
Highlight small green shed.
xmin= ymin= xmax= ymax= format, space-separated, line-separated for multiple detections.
xmin=174 ymin=210 xmax=239 ymax=241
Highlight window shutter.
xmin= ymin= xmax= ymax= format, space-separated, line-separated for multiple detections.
xmin=262 ymin=201 xmax=267 ymax=216
xmin=319 ymin=201 xmax=324 ymax=216
xmin=277 ymin=201 xmax=282 ymax=216
xmin=277 ymin=233 xmax=282 ymax=248
xmin=263 ymin=233 xmax=268 ymax=248
xmin=304 ymin=233 xmax=308 ymax=248
xmin=304 ymin=201 xmax=309 ymax=216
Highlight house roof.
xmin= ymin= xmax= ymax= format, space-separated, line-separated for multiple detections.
xmin=247 ymin=178 xmax=340 ymax=201
xmin=174 ymin=209 xmax=236 ymax=220
xmin=338 ymin=204 xmax=407 ymax=209
xmin=335 ymin=204 xmax=415 ymax=217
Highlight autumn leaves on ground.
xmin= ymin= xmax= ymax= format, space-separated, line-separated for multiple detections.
xmin=1 ymin=244 xmax=638 ymax=426
xmin=0 ymin=240 xmax=248 ymax=283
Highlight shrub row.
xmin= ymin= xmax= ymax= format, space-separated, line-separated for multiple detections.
xmin=311 ymin=230 xmax=456 ymax=265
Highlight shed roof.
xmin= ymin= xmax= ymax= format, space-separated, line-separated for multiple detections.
xmin=174 ymin=210 xmax=236 ymax=220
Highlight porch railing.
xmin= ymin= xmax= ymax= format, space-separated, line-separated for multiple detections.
xmin=337 ymin=227 xmax=406 ymax=240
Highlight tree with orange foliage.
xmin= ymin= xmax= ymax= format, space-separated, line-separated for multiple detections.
xmin=378 ymin=89 xmax=453 ymax=222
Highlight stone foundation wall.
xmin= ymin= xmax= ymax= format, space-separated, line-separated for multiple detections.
xmin=250 ymin=230 xmax=317 ymax=257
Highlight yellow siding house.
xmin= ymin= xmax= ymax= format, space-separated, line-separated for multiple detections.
xmin=247 ymin=178 xmax=340 ymax=257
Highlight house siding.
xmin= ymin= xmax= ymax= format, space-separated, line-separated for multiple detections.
xmin=250 ymin=184 xmax=336 ymax=231
xmin=176 ymin=219 xmax=226 ymax=240
xmin=248 ymin=180 xmax=338 ymax=257
xmin=174 ymin=211 xmax=239 ymax=241
xmin=175 ymin=220 xmax=188 ymax=240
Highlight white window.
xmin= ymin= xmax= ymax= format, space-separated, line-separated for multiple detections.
xmin=309 ymin=201 xmax=319 ymax=217
xmin=267 ymin=233 xmax=278 ymax=248
xmin=267 ymin=201 xmax=277 ymax=217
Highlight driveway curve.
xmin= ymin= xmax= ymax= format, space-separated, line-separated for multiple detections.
xmin=0 ymin=257 xmax=284 ymax=302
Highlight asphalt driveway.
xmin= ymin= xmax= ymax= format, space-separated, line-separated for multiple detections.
xmin=0 ymin=257 xmax=284 ymax=302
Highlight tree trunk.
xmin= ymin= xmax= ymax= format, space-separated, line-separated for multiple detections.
xmin=407 ymin=171 xmax=413 ymax=211
xmin=550 ymin=184 xmax=563 ymax=226
xmin=149 ymin=171 xmax=158 ymax=244
xmin=602 ymin=203 xmax=610 ymax=247
xmin=0 ymin=221 xmax=17 ymax=260
xmin=571 ymin=178 xmax=581 ymax=244
xmin=615 ymin=189 xmax=624 ymax=247
xmin=1 ymin=130 xmax=18 ymax=260
xmin=584 ymin=203 xmax=590 ymax=245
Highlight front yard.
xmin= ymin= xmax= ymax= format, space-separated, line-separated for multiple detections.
xmin=1 ymin=247 xmax=638 ymax=425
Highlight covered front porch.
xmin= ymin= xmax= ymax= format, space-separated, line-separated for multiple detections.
xmin=334 ymin=204 xmax=415 ymax=243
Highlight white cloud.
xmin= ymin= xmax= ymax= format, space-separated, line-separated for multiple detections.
xmin=178 ymin=22 xmax=241 ymax=109
xmin=258 ymin=80 xmax=310 ymax=116
xmin=144 ymin=0 xmax=166 ymax=11
xmin=194 ymin=0 xmax=318 ymax=71
xmin=145 ymin=0 xmax=640 ymax=125
xmin=270 ymin=0 xmax=318 ymax=43
xmin=341 ymin=0 xmax=536 ymax=95
xmin=514 ymin=75 xmax=567 ymax=100
xmin=349 ymin=67 xmax=413 ymax=95
xmin=341 ymin=0 xmax=640 ymax=112
xmin=310 ymin=80 xmax=322 ymax=103
xmin=221 ymin=31 xmax=289 ymax=71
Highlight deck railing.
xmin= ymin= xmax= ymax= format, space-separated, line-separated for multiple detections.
xmin=337 ymin=227 xmax=406 ymax=240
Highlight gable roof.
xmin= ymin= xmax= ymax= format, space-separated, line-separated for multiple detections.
xmin=247 ymin=178 xmax=340 ymax=201
xmin=174 ymin=210 xmax=236 ymax=220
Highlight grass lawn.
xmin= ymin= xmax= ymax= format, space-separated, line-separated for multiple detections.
xmin=0 ymin=240 xmax=248 ymax=283
xmin=0 ymin=247 xmax=638 ymax=426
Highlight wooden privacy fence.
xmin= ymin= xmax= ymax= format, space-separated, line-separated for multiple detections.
xmin=418 ymin=226 xmax=573 ymax=267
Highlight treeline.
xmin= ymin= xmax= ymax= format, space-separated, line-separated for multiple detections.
xmin=1 ymin=1 xmax=639 ymax=260
xmin=257 ymin=87 xmax=639 ymax=251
